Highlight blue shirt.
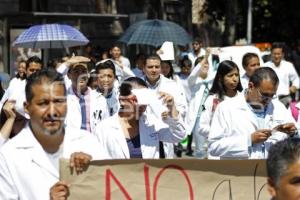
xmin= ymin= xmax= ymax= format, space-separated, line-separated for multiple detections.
xmin=126 ymin=134 xmax=142 ymax=158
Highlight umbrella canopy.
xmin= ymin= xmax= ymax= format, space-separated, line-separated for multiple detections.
xmin=119 ymin=19 xmax=192 ymax=47
xmin=13 ymin=24 xmax=89 ymax=49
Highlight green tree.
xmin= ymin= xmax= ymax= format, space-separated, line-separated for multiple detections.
xmin=205 ymin=0 xmax=300 ymax=45
xmin=252 ymin=0 xmax=300 ymax=43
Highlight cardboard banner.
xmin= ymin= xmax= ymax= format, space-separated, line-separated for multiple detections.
xmin=60 ymin=159 xmax=270 ymax=200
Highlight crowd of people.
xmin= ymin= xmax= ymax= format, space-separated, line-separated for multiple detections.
xmin=0 ymin=38 xmax=300 ymax=199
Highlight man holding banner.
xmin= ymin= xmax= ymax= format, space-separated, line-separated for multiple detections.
xmin=208 ymin=67 xmax=297 ymax=159
xmin=0 ymin=68 xmax=104 ymax=200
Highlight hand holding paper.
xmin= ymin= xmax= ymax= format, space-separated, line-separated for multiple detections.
xmin=272 ymin=123 xmax=297 ymax=136
xmin=158 ymin=92 xmax=178 ymax=119
xmin=131 ymin=88 xmax=169 ymax=119
xmin=251 ymin=129 xmax=272 ymax=144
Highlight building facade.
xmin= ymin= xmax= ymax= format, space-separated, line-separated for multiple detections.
xmin=0 ymin=0 xmax=193 ymax=74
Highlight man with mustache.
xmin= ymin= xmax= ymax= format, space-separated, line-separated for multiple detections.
xmin=0 ymin=68 xmax=105 ymax=200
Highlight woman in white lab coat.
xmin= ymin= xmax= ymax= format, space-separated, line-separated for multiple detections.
xmin=198 ymin=60 xmax=243 ymax=159
xmin=160 ymin=60 xmax=188 ymax=157
xmin=95 ymin=77 xmax=186 ymax=159
xmin=185 ymin=53 xmax=215 ymax=157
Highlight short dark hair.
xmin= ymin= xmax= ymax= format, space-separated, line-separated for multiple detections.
xmin=26 ymin=56 xmax=42 ymax=69
xmin=194 ymin=56 xmax=205 ymax=67
xmin=271 ymin=42 xmax=285 ymax=52
xmin=210 ymin=60 xmax=243 ymax=100
xmin=146 ymin=54 xmax=161 ymax=63
xmin=180 ymin=57 xmax=192 ymax=68
xmin=47 ymin=57 xmax=62 ymax=69
xmin=192 ymin=37 xmax=202 ymax=44
xmin=242 ymin=53 xmax=259 ymax=69
xmin=110 ymin=43 xmax=122 ymax=51
xmin=249 ymin=67 xmax=279 ymax=87
xmin=267 ymin=138 xmax=300 ymax=187
xmin=119 ymin=77 xmax=148 ymax=96
xmin=25 ymin=68 xmax=65 ymax=102
xmin=134 ymin=53 xmax=146 ymax=62
xmin=95 ymin=60 xmax=116 ymax=78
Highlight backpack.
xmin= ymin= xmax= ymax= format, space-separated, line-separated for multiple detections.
xmin=290 ymin=101 xmax=299 ymax=121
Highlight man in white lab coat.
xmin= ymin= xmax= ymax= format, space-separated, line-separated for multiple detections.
xmin=95 ymin=60 xmax=120 ymax=117
xmin=187 ymin=37 xmax=206 ymax=67
xmin=142 ymin=55 xmax=187 ymax=158
xmin=65 ymin=62 xmax=109 ymax=133
xmin=208 ymin=67 xmax=298 ymax=159
xmin=264 ymin=42 xmax=299 ymax=107
xmin=0 ymin=68 xmax=104 ymax=200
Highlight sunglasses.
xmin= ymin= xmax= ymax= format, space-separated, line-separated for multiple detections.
xmin=256 ymin=88 xmax=277 ymax=101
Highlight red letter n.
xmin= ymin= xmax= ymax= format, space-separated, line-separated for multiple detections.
xmin=105 ymin=169 xmax=132 ymax=200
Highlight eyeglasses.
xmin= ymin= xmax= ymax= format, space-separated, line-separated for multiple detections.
xmin=256 ymin=88 xmax=277 ymax=101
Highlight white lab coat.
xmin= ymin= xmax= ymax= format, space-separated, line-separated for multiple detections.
xmin=97 ymin=58 xmax=135 ymax=83
xmin=0 ymin=124 xmax=105 ymax=200
xmin=208 ymin=94 xmax=295 ymax=159
xmin=187 ymin=48 xmax=206 ymax=67
xmin=144 ymin=75 xmax=188 ymax=158
xmin=264 ymin=60 xmax=300 ymax=96
xmin=65 ymin=87 xmax=109 ymax=133
xmin=172 ymin=74 xmax=188 ymax=109
xmin=145 ymin=75 xmax=187 ymax=118
xmin=0 ymin=78 xmax=26 ymax=112
xmin=199 ymin=93 xmax=241 ymax=138
xmin=0 ymin=134 xmax=7 ymax=147
xmin=0 ymin=78 xmax=25 ymax=103
xmin=240 ymin=73 xmax=250 ymax=90
xmin=199 ymin=93 xmax=241 ymax=160
xmin=185 ymin=63 xmax=213 ymax=135
xmin=56 ymin=62 xmax=72 ymax=89
xmin=95 ymin=112 xmax=186 ymax=159
xmin=113 ymin=56 xmax=131 ymax=69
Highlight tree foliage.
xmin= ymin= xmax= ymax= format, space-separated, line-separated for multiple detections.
xmin=205 ymin=0 xmax=300 ymax=45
